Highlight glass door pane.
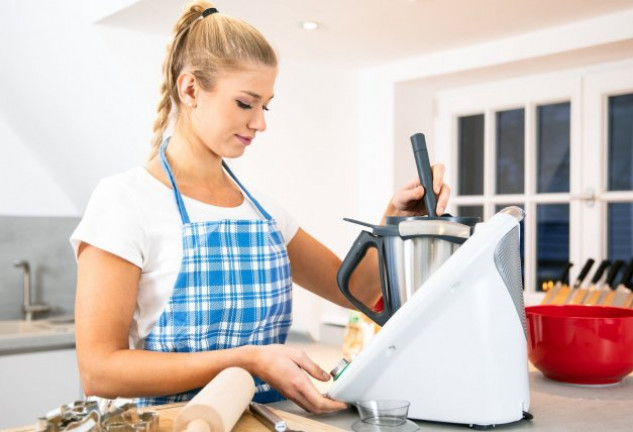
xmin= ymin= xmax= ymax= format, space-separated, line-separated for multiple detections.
xmin=608 ymin=203 xmax=633 ymax=261
xmin=606 ymin=92 xmax=633 ymax=263
xmin=457 ymin=205 xmax=484 ymax=221
xmin=537 ymin=102 xmax=570 ymax=193
xmin=458 ymin=114 xmax=484 ymax=196
xmin=536 ymin=204 xmax=570 ymax=291
xmin=496 ymin=109 xmax=525 ymax=194
xmin=607 ymin=93 xmax=633 ymax=191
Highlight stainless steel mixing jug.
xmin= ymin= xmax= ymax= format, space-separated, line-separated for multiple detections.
xmin=337 ymin=215 xmax=478 ymax=325
xmin=337 ymin=133 xmax=480 ymax=325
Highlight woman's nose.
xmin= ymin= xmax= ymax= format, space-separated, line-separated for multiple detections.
xmin=249 ymin=109 xmax=267 ymax=132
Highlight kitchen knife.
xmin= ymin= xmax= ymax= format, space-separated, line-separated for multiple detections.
xmin=586 ymin=260 xmax=624 ymax=305
xmin=541 ymin=262 xmax=573 ymax=305
xmin=561 ymin=258 xmax=595 ymax=304
xmin=603 ymin=260 xmax=633 ymax=307
xmin=568 ymin=260 xmax=610 ymax=305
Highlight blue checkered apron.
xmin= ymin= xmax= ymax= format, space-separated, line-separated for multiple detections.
xmin=136 ymin=139 xmax=293 ymax=407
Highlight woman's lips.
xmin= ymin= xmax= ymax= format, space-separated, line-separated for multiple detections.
xmin=235 ymin=134 xmax=253 ymax=146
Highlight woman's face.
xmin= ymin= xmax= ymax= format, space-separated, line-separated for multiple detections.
xmin=190 ymin=64 xmax=277 ymax=159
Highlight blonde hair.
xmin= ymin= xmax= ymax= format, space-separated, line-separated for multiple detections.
xmin=150 ymin=1 xmax=277 ymax=156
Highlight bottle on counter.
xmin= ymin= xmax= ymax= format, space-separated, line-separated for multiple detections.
xmin=342 ymin=310 xmax=380 ymax=361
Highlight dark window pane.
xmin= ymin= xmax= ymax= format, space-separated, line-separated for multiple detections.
xmin=537 ymin=103 xmax=570 ymax=193
xmin=608 ymin=93 xmax=633 ymax=191
xmin=536 ymin=204 xmax=569 ymax=291
xmin=457 ymin=205 xmax=484 ymax=221
xmin=496 ymin=109 xmax=525 ymax=194
xmin=458 ymin=114 xmax=484 ymax=196
xmin=608 ymin=202 xmax=633 ymax=261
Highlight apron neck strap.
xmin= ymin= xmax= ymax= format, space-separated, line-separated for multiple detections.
xmin=159 ymin=137 xmax=274 ymax=223
xmin=221 ymin=161 xmax=273 ymax=221
xmin=159 ymin=138 xmax=191 ymax=224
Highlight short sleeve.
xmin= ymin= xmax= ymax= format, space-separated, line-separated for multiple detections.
xmin=70 ymin=177 xmax=146 ymax=268
xmin=248 ymin=189 xmax=299 ymax=245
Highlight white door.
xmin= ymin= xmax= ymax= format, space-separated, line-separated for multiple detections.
xmin=582 ymin=62 xmax=633 ymax=266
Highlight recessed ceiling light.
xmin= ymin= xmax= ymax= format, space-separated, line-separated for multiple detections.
xmin=300 ymin=20 xmax=320 ymax=31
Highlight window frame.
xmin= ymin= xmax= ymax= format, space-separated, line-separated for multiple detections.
xmin=435 ymin=70 xmax=583 ymax=295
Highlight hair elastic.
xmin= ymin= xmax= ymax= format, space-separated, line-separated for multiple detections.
xmin=201 ymin=7 xmax=219 ymax=17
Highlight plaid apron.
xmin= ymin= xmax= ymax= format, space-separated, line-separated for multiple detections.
xmin=137 ymin=139 xmax=293 ymax=407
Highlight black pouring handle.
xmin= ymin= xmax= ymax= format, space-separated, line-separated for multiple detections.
xmin=336 ymin=230 xmax=392 ymax=326
xmin=410 ymin=133 xmax=437 ymax=217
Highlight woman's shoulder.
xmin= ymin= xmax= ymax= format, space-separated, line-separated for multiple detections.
xmin=91 ymin=166 xmax=163 ymax=202
xmin=245 ymin=186 xmax=299 ymax=244
xmin=97 ymin=166 xmax=151 ymax=190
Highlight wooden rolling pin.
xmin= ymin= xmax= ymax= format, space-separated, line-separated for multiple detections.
xmin=173 ymin=367 xmax=255 ymax=432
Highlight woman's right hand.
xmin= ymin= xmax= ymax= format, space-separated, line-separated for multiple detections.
xmin=248 ymin=344 xmax=348 ymax=414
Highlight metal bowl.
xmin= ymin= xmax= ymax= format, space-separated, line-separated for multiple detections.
xmin=526 ymin=305 xmax=633 ymax=385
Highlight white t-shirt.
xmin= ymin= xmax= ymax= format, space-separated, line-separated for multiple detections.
xmin=70 ymin=166 xmax=299 ymax=349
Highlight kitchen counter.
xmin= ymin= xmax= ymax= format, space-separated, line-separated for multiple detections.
xmin=0 ymin=319 xmax=75 ymax=354
xmin=4 ymin=333 xmax=632 ymax=431
xmin=271 ymin=373 xmax=633 ymax=431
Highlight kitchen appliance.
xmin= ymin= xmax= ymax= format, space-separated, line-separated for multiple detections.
xmin=337 ymin=133 xmax=479 ymax=325
xmin=526 ymin=304 xmax=633 ymax=385
xmin=329 ymin=206 xmax=530 ymax=429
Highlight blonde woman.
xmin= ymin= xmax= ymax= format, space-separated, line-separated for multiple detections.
xmin=71 ymin=1 xmax=450 ymax=413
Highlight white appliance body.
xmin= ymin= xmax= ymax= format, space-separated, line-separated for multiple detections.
xmin=328 ymin=209 xmax=530 ymax=428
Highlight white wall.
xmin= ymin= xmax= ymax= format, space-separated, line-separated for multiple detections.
xmin=0 ymin=118 xmax=76 ymax=215
xmin=0 ymin=1 xmax=160 ymax=216
xmin=0 ymin=1 xmax=361 ymax=338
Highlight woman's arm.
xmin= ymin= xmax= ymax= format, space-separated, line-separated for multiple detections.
xmin=75 ymin=243 xmax=346 ymax=413
xmin=75 ymin=243 xmax=244 ymax=397
xmin=287 ymin=228 xmax=381 ymax=309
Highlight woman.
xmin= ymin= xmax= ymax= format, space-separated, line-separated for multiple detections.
xmin=71 ymin=1 xmax=450 ymax=413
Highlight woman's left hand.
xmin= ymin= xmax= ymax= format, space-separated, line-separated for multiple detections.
xmin=389 ymin=163 xmax=451 ymax=217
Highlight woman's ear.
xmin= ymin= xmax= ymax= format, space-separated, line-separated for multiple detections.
xmin=177 ymin=72 xmax=198 ymax=109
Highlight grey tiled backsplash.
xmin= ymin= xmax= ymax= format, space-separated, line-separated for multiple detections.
xmin=0 ymin=216 xmax=80 ymax=320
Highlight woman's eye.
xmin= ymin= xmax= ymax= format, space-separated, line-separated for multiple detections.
xmin=236 ymin=100 xmax=252 ymax=110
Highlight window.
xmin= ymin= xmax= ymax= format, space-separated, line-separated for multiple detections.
xmin=436 ymin=62 xmax=633 ymax=295
xmin=454 ymin=102 xmax=571 ymax=291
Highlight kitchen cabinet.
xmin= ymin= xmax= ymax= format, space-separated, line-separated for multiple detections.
xmin=0 ymin=349 xmax=82 ymax=429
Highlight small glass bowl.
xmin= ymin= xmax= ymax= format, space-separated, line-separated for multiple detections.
xmin=355 ymin=400 xmax=410 ymax=426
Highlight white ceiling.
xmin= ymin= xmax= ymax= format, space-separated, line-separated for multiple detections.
xmin=97 ymin=0 xmax=633 ymax=67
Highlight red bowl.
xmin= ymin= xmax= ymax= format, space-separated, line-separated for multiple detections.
xmin=526 ymin=305 xmax=633 ymax=385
